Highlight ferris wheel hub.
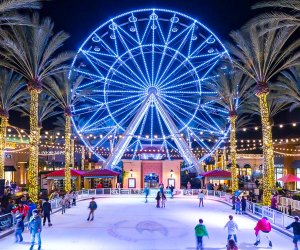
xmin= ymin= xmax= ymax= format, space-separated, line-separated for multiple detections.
xmin=147 ymin=86 xmax=158 ymax=95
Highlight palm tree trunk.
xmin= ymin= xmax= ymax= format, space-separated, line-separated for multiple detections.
xmin=71 ymin=138 xmax=74 ymax=168
xmin=28 ymin=89 xmax=40 ymax=203
xmin=64 ymin=114 xmax=71 ymax=192
xmin=0 ymin=115 xmax=8 ymax=179
xmin=229 ymin=115 xmax=238 ymax=193
xmin=257 ymin=93 xmax=275 ymax=206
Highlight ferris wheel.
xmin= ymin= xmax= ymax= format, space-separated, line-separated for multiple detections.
xmin=71 ymin=8 xmax=231 ymax=173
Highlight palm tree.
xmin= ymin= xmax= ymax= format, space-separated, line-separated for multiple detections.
xmin=0 ymin=0 xmax=41 ymax=26
xmin=271 ymin=67 xmax=300 ymax=111
xmin=243 ymin=94 xmax=290 ymax=184
xmin=252 ymin=0 xmax=300 ymax=29
xmin=0 ymin=69 xmax=26 ymax=178
xmin=0 ymin=14 xmax=72 ymax=202
xmin=205 ymin=69 xmax=254 ymax=193
xmin=227 ymin=22 xmax=300 ymax=205
xmin=45 ymin=72 xmax=84 ymax=192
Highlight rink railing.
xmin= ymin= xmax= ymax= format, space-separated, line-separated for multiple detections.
xmin=76 ymin=188 xmax=295 ymax=230
xmin=0 ymin=189 xmax=295 ymax=235
xmin=0 ymin=197 xmax=61 ymax=234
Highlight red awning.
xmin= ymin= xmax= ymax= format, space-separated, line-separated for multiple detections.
xmin=200 ymin=169 xmax=231 ymax=179
xmin=83 ymin=169 xmax=119 ymax=177
xmin=277 ymin=174 xmax=300 ymax=183
xmin=46 ymin=169 xmax=85 ymax=177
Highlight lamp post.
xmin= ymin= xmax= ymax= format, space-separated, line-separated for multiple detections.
xmin=170 ymin=169 xmax=174 ymax=178
xmin=130 ymin=169 xmax=133 ymax=177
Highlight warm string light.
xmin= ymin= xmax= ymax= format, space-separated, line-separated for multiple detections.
xmin=229 ymin=115 xmax=238 ymax=193
xmin=64 ymin=114 xmax=71 ymax=192
xmin=0 ymin=115 xmax=8 ymax=178
xmin=258 ymin=93 xmax=275 ymax=206
xmin=28 ymin=89 xmax=40 ymax=203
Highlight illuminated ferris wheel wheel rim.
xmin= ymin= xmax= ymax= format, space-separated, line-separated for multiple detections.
xmin=71 ymin=8 xmax=232 ymax=163
xmin=103 ymin=43 xmax=202 ymax=134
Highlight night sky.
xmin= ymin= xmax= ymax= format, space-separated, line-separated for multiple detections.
xmin=41 ymin=0 xmax=259 ymax=51
xmin=10 ymin=0 xmax=300 ymax=141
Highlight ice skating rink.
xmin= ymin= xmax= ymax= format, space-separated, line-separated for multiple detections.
xmin=0 ymin=197 xmax=294 ymax=250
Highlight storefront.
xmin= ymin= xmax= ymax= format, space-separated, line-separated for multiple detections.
xmin=82 ymin=169 xmax=119 ymax=189
xmin=45 ymin=169 xmax=85 ymax=193
xmin=201 ymin=169 xmax=231 ymax=186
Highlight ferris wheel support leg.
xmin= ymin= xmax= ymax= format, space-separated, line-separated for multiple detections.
xmin=104 ymin=95 xmax=152 ymax=169
xmin=153 ymin=96 xmax=202 ymax=174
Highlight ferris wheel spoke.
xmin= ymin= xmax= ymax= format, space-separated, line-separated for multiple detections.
xmin=161 ymin=93 xmax=199 ymax=107
xmin=156 ymin=106 xmax=166 ymax=138
xmin=156 ymin=24 xmax=194 ymax=86
xmin=133 ymin=16 xmax=152 ymax=85
xmin=80 ymin=106 xmax=106 ymax=131
xmin=150 ymin=105 xmax=154 ymax=145
xmin=154 ymin=15 xmax=174 ymax=85
xmin=115 ymin=28 xmax=150 ymax=86
xmin=189 ymin=35 xmax=212 ymax=58
xmin=109 ymin=95 xmax=145 ymax=123
xmin=83 ymin=125 xmax=117 ymax=133
xmin=159 ymin=53 xmax=222 ymax=89
xmin=72 ymin=102 xmax=105 ymax=115
xmin=187 ymin=128 xmax=211 ymax=151
xmin=161 ymin=90 xmax=200 ymax=95
xmin=92 ymin=126 xmax=118 ymax=149
xmin=81 ymin=50 xmax=106 ymax=78
xmin=162 ymin=97 xmax=220 ymax=132
xmin=84 ymin=52 xmax=145 ymax=89
xmin=106 ymin=94 xmax=144 ymax=108
xmin=73 ymin=68 xmax=103 ymax=80
xmin=106 ymin=78 xmax=142 ymax=91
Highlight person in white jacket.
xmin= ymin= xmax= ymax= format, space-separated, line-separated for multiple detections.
xmin=224 ymin=215 xmax=239 ymax=244
xmin=198 ymin=190 xmax=205 ymax=207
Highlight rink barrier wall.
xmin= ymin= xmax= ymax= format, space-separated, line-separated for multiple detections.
xmin=0 ymin=188 xmax=294 ymax=238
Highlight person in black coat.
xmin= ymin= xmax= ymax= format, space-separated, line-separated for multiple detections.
xmin=155 ymin=191 xmax=161 ymax=208
xmin=241 ymin=196 xmax=247 ymax=214
xmin=42 ymin=198 xmax=52 ymax=226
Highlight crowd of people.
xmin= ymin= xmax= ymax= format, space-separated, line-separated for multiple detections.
xmin=195 ymin=216 xmax=273 ymax=250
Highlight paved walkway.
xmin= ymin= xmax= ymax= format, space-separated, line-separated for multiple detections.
xmin=0 ymin=197 xmax=294 ymax=250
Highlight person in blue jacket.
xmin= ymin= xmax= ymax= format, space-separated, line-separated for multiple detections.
xmin=28 ymin=209 xmax=42 ymax=250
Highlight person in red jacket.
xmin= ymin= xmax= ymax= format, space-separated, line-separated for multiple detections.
xmin=254 ymin=217 xmax=272 ymax=247
xmin=12 ymin=203 xmax=29 ymax=220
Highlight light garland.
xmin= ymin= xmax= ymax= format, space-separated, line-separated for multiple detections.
xmin=230 ymin=115 xmax=238 ymax=193
xmin=0 ymin=115 xmax=8 ymax=178
xmin=28 ymin=89 xmax=40 ymax=203
xmin=258 ymin=93 xmax=275 ymax=206
xmin=64 ymin=114 xmax=71 ymax=192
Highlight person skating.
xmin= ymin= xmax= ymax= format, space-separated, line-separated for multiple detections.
xmin=71 ymin=192 xmax=77 ymax=206
xmin=194 ymin=218 xmax=209 ymax=250
xmin=235 ymin=198 xmax=241 ymax=215
xmin=254 ymin=217 xmax=272 ymax=247
xmin=224 ymin=215 xmax=239 ymax=244
xmin=227 ymin=239 xmax=238 ymax=250
xmin=155 ymin=191 xmax=161 ymax=208
xmin=170 ymin=185 xmax=174 ymax=198
xmin=161 ymin=192 xmax=167 ymax=208
xmin=14 ymin=213 xmax=24 ymax=243
xmin=28 ymin=209 xmax=42 ymax=250
xmin=286 ymin=216 xmax=300 ymax=250
xmin=198 ymin=190 xmax=205 ymax=207
xmin=144 ymin=186 xmax=150 ymax=203
xmin=59 ymin=196 xmax=66 ymax=214
xmin=42 ymin=198 xmax=52 ymax=226
xmin=241 ymin=196 xmax=246 ymax=214
xmin=87 ymin=197 xmax=97 ymax=221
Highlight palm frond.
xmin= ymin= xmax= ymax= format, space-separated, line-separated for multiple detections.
xmin=0 ymin=13 xmax=72 ymax=86
xmin=0 ymin=68 xmax=27 ymax=114
xmin=229 ymin=21 xmax=300 ymax=84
